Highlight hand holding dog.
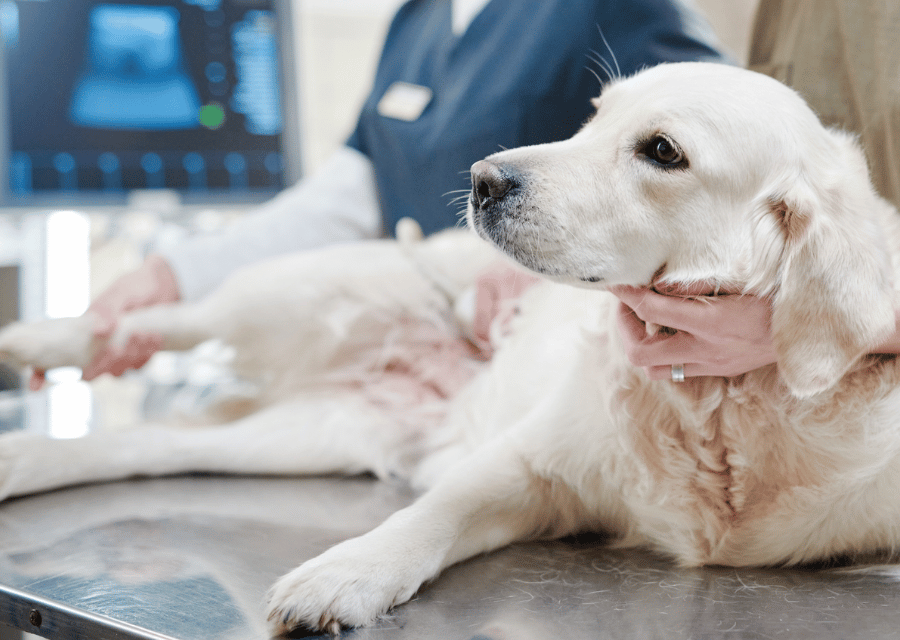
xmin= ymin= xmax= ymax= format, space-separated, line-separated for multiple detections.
xmin=29 ymin=255 xmax=179 ymax=390
xmin=610 ymin=285 xmax=778 ymax=380
xmin=612 ymin=285 xmax=900 ymax=381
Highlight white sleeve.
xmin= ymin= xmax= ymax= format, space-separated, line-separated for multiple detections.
xmin=157 ymin=145 xmax=383 ymax=301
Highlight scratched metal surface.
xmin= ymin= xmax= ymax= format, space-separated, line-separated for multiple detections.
xmin=1 ymin=389 xmax=900 ymax=639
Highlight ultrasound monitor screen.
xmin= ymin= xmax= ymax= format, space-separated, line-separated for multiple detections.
xmin=0 ymin=0 xmax=299 ymax=205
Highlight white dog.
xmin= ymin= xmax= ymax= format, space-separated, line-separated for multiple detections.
xmin=1 ymin=62 xmax=899 ymax=635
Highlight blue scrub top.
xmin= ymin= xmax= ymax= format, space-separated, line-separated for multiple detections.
xmin=347 ymin=0 xmax=726 ymax=237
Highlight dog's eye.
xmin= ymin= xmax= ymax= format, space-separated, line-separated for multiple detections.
xmin=640 ymin=135 xmax=687 ymax=168
xmin=650 ymin=138 xmax=680 ymax=164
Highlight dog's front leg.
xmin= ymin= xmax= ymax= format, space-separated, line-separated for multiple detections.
xmin=266 ymin=437 xmax=563 ymax=635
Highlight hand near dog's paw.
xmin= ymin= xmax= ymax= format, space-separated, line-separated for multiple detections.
xmin=265 ymin=538 xmax=423 ymax=636
xmin=78 ymin=254 xmax=179 ymax=381
xmin=81 ymin=315 xmax=163 ymax=381
xmin=1 ymin=313 xmax=160 ymax=389
xmin=22 ymin=315 xmax=163 ymax=387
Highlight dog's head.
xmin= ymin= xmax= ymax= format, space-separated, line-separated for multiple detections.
xmin=467 ymin=62 xmax=895 ymax=398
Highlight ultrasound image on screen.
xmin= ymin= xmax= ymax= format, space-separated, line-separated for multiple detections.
xmin=0 ymin=0 xmax=289 ymax=201
xmin=70 ymin=5 xmax=201 ymax=130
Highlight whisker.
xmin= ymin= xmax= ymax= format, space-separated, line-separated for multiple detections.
xmin=585 ymin=61 xmax=607 ymax=87
xmin=595 ymin=26 xmax=621 ymax=78
xmin=587 ymin=52 xmax=614 ymax=84
xmin=442 ymin=188 xmax=471 ymax=198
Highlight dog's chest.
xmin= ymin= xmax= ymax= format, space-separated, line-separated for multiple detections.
xmin=613 ymin=364 xmax=900 ymax=566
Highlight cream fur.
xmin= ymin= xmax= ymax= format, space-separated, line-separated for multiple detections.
xmin=0 ymin=62 xmax=899 ymax=634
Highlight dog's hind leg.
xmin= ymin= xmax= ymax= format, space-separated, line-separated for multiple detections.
xmin=0 ymin=392 xmax=409 ymax=502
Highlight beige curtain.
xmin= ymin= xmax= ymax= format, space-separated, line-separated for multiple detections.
xmin=749 ymin=0 xmax=900 ymax=209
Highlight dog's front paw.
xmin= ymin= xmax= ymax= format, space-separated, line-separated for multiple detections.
xmin=266 ymin=536 xmax=426 ymax=636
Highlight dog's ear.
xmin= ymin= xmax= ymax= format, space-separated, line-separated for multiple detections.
xmin=771 ymin=136 xmax=895 ymax=398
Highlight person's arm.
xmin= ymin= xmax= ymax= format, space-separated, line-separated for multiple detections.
xmin=159 ymin=145 xmax=382 ymax=301
xmin=31 ymin=146 xmax=382 ymax=387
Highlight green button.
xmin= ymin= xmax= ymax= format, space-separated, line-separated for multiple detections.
xmin=198 ymin=103 xmax=225 ymax=129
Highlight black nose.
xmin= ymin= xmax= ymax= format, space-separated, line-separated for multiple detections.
xmin=470 ymin=160 xmax=516 ymax=208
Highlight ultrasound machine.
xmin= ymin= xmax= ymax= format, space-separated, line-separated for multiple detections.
xmin=0 ymin=0 xmax=300 ymax=206
xmin=0 ymin=0 xmax=300 ymax=333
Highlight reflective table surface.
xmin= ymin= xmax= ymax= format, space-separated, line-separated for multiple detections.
xmin=2 ymin=384 xmax=900 ymax=639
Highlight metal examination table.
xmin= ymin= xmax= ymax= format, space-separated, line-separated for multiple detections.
xmin=1 ymin=386 xmax=900 ymax=639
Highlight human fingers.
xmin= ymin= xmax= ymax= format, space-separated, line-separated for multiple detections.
xmin=644 ymin=363 xmax=702 ymax=381
xmin=81 ymin=347 xmax=118 ymax=381
xmin=616 ymin=286 xmax=768 ymax=345
xmin=104 ymin=333 xmax=162 ymax=377
xmin=616 ymin=297 xmax=775 ymax=378
xmin=615 ymin=300 xmax=651 ymax=346
xmin=81 ymin=333 xmax=162 ymax=380
xmin=29 ymin=369 xmax=45 ymax=391
xmin=616 ymin=302 xmax=702 ymax=370
xmin=89 ymin=310 xmax=117 ymax=339
xmin=609 ymin=286 xmax=710 ymax=333
xmin=616 ymin=321 xmax=702 ymax=369
xmin=643 ymin=357 xmax=773 ymax=381
xmin=640 ymin=334 xmax=779 ymax=379
xmin=607 ymin=285 xmax=646 ymax=307
xmin=116 ymin=333 xmax=163 ymax=375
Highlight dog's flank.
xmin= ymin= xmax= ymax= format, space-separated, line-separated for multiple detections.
xmin=1 ymin=63 xmax=900 ymax=634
